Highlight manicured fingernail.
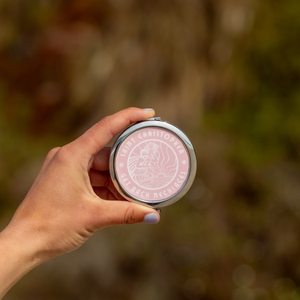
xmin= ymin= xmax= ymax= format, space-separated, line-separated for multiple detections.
xmin=144 ymin=213 xmax=159 ymax=224
xmin=143 ymin=108 xmax=154 ymax=111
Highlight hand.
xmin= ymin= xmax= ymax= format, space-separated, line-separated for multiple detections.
xmin=0 ymin=107 xmax=160 ymax=298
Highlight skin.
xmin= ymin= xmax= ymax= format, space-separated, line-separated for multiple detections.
xmin=0 ymin=107 xmax=160 ymax=299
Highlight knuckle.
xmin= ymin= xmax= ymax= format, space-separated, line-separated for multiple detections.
xmin=46 ymin=147 xmax=61 ymax=162
xmin=53 ymin=146 xmax=72 ymax=163
xmin=123 ymin=206 xmax=136 ymax=225
xmin=128 ymin=106 xmax=136 ymax=112
xmin=124 ymin=107 xmax=136 ymax=116
xmin=99 ymin=115 xmax=112 ymax=129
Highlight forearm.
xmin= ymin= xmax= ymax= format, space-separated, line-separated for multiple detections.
xmin=0 ymin=108 xmax=159 ymax=299
xmin=0 ymin=226 xmax=42 ymax=299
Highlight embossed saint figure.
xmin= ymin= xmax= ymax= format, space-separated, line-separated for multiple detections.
xmin=128 ymin=141 xmax=178 ymax=189
xmin=132 ymin=142 xmax=159 ymax=182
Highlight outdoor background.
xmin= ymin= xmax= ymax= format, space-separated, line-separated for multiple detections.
xmin=1 ymin=0 xmax=300 ymax=299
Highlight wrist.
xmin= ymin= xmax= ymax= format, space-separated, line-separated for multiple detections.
xmin=0 ymin=225 xmax=43 ymax=298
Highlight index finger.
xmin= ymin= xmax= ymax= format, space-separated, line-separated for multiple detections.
xmin=91 ymin=147 xmax=110 ymax=171
xmin=70 ymin=107 xmax=155 ymax=158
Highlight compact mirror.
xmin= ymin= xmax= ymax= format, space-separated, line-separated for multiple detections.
xmin=110 ymin=117 xmax=197 ymax=209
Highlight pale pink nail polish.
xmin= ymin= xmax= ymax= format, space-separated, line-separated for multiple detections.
xmin=109 ymin=117 xmax=197 ymax=209
xmin=144 ymin=213 xmax=159 ymax=224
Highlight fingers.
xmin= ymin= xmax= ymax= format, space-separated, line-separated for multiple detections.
xmin=89 ymin=169 xmax=109 ymax=187
xmin=71 ymin=107 xmax=155 ymax=158
xmin=91 ymin=200 xmax=160 ymax=228
xmin=93 ymin=187 xmax=118 ymax=200
xmin=104 ymin=201 xmax=160 ymax=225
xmin=91 ymin=147 xmax=110 ymax=171
xmin=89 ymin=170 xmax=125 ymax=200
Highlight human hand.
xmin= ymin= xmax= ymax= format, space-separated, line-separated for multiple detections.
xmin=0 ymin=107 xmax=160 ymax=298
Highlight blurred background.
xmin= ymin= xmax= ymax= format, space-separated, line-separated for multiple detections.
xmin=1 ymin=0 xmax=300 ymax=299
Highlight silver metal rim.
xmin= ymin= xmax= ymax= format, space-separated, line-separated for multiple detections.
xmin=109 ymin=119 xmax=197 ymax=208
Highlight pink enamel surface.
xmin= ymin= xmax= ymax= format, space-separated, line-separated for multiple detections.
xmin=115 ymin=127 xmax=190 ymax=201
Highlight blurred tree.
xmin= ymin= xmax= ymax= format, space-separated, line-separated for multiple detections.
xmin=2 ymin=0 xmax=300 ymax=299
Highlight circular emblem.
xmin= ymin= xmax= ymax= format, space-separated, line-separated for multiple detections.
xmin=115 ymin=127 xmax=190 ymax=201
xmin=128 ymin=140 xmax=178 ymax=190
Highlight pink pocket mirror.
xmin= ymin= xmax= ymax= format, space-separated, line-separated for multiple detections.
xmin=110 ymin=117 xmax=197 ymax=209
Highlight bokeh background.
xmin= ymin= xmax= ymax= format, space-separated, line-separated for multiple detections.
xmin=1 ymin=0 xmax=300 ymax=299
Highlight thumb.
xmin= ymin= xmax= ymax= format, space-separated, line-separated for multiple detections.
xmin=98 ymin=200 xmax=160 ymax=227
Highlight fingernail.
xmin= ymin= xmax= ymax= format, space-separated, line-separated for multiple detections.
xmin=143 ymin=213 xmax=159 ymax=224
xmin=143 ymin=108 xmax=154 ymax=111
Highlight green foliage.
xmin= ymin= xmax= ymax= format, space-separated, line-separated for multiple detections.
xmin=1 ymin=0 xmax=300 ymax=299
xmin=205 ymin=0 xmax=300 ymax=167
